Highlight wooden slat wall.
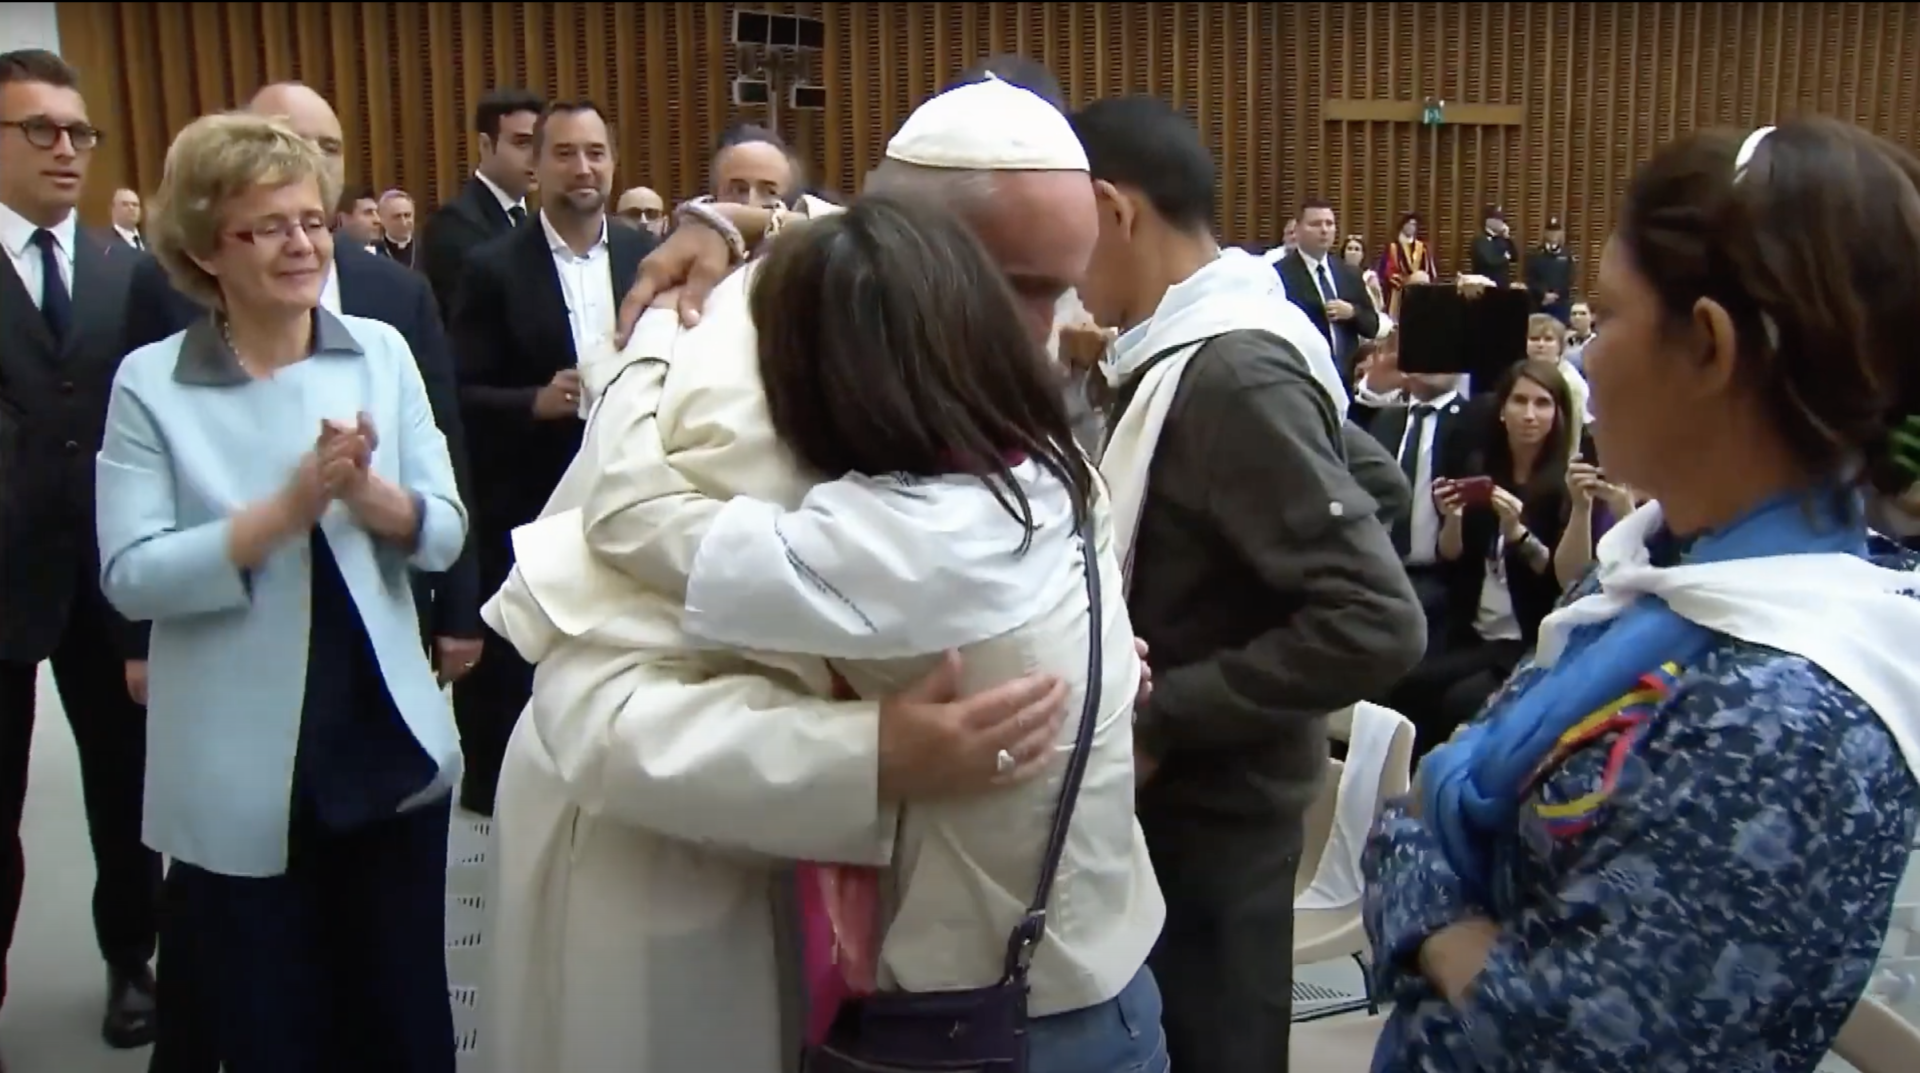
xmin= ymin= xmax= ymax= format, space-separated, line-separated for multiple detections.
xmin=56 ymin=1 xmax=1920 ymax=283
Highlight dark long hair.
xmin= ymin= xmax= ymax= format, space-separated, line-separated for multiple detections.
xmin=749 ymin=192 xmax=1095 ymax=545
xmin=1484 ymin=358 xmax=1575 ymax=506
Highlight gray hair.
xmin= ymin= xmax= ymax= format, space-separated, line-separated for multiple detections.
xmin=862 ymin=159 xmax=1000 ymax=209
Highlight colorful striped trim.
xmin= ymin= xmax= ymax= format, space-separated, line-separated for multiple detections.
xmin=1525 ymin=662 xmax=1683 ymax=838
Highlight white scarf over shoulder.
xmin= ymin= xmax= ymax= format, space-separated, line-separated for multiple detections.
xmin=1537 ymin=501 xmax=1920 ymax=783
xmin=1097 ymin=249 xmax=1341 ymax=573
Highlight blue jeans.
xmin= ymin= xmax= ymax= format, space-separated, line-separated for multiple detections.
xmin=1027 ymin=966 xmax=1169 ymax=1073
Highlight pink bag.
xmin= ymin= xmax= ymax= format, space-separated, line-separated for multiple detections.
xmin=798 ymin=668 xmax=882 ymax=1045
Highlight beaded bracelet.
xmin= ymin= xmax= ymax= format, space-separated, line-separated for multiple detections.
xmin=673 ymin=198 xmax=749 ymax=265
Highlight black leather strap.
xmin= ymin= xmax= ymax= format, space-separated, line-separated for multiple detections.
xmin=1000 ymin=517 xmax=1104 ymax=980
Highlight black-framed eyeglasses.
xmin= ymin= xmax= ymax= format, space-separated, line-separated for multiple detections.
xmin=1 ymin=117 xmax=102 ymax=151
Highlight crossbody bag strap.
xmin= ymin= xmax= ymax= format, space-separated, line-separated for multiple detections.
xmin=999 ymin=517 xmax=1105 ymax=982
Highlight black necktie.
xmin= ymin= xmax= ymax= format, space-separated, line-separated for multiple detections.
xmin=1315 ymin=262 xmax=1344 ymax=350
xmin=32 ymin=229 xmax=71 ymax=343
xmin=507 ymin=204 xmax=527 ymax=228
xmin=1391 ymin=403 xmax=1435 ymax=558
xmin=131 ymin=232 xmax=144 ymax=251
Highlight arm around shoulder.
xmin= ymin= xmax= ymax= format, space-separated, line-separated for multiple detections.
xmin=95 ymin=358 xmax=255 ymax=622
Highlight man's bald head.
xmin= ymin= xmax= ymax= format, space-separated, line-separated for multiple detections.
xmin=616 ymin=185 xmax=666 ymax=235
xmin=247 ymin=81 xmax=345 ymax=187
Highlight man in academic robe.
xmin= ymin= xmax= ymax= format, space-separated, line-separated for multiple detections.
xmin=1379 ymin=211 xmax=1437 ymax=317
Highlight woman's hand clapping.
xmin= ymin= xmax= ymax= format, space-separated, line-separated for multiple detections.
xmin=317 ymin=414 xmax=376 ymax=500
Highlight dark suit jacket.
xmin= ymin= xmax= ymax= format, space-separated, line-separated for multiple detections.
xmin=0 ymin=228 xmax=140 ymax=662
xmin=1352 ymin=391 xmax=1483 ymax=482
xmin=1274 ymin=249 xmax=1381 ymax=368
xmin=117 ymin=243 xmax=481 ymax=654
xmin=449 ymin=219 xmax=653 ymax=575
xmin=1470 ymin=232 xmax=1520 ymax=286
xmin=420 ymin=174 xmax=521 ymax=318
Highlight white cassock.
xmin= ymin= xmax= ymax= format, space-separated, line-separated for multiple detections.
xmin=478 ymin=268 xmax=893 ymax=1073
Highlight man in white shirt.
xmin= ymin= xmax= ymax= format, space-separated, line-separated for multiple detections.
xmin=109 ymin=187 xmax=143 ymax=250
xmin=1274 ymin=200 xmax=1380 ymax=370
xmin=444 ymin=100 xmax=655 ymax=819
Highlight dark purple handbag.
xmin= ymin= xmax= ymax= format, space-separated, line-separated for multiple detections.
xmin=802 ymin=521 xmax=1106 ymax=1073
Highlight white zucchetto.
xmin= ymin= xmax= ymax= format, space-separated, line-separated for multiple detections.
xmin=884 ymin=75 xmax=1089 ymax=172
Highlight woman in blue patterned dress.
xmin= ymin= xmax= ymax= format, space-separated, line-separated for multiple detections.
xmin=1363 ymin=117 xmax=1920 ymax=1071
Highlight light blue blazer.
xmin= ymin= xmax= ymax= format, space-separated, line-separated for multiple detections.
xmin=96 ymin=310 xmax=468 ymax=878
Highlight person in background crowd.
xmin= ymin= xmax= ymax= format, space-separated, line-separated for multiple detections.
xmin=1378 ymin=211 xmax=1435 ymax=317
xmin=335 ymin=185 xmax=382 ymax=254
xmin=110 ymin=187 xmax=145 ymax=250
xmin=711 ymin=122 xmax=794 ymax=208
xmin=1524 ymin=312 xmax=1592 ymax=438
xmin=376 ymin=189 xmax=417 ymax=268
xmin=1389 ymin=359 xmax=1579 ymax=755
xmin=1073 ymin=93 xmax=1423 ymax=1073
xmin=1275 ymin=197 xmax=1382 ymax=371
xmin=1261 ymin=217 xmax=1297 ymax=265
xmin=614 ymin=185 xmax=666 ymax=236
xmin=1469 ymin=206 xmax=1519 ymax=286
xmin=1525 ymin=214 xmax=1575 ymax=323
xmin=1364 ymin=118 xmax=1920 ymax=1073
xmin=418 ymin=86 xmax=541 ymax=316
xmin=1564 ymin=300 xmax=1597 ymax=369
xmin=0 ymin=48 xmax=159 ymax=1066
xmin=1343 ymin=234 xmax=1390 ymax=327
xmin=98 ymin=110 xmax=465 ymax=1073
xmin=446 ymin=100 xmax=653 ymax=817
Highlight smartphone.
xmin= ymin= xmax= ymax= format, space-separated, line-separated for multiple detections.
xmin=1452 ymin=476 xmax=1495 ymax=506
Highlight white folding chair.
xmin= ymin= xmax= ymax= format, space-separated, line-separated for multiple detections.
xmin=1294 ymin=703 xmax=1416 ymax=1005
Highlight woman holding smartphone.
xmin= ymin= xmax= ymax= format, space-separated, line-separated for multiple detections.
xmin=1390 ymin=359 xmax=1580 ymax=753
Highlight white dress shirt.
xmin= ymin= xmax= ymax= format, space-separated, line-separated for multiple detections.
xmin=0 ymin=200 xmax=75 ymax=308
xmin=114 ymin=224 xmax=144 ymax=250
xmin=540 ymin=210 xmax=615 ymax=360
xmin=1396 ymin=389 xmax=1458 ymax=565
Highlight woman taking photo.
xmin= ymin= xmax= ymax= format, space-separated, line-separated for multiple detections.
xmin=1363 ymin=118 xmax=1920 ymax=1072
xmin=95 ymin=113 xmax=466 ymax=1071
xmin=1390 ymin=359 xmax=1578 ymax=753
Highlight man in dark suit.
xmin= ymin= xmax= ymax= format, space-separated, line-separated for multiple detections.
xmin=1351 ymin=361 xmax=1483 ymax=643
xmin=1275 ymin=198 xmax=1380 ymax=373
xmin=0 ymin=49 xmax=162 ymax=1060
xmin=448 ymin=100 xmax=655 ymax=816
xmin=419 ymin=86 xmax=542 ymax=317
xmin=1470 ymin=205 xmax=1521 ymax=286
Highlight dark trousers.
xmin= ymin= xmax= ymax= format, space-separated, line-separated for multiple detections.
xmin=1391 ymin=637 xmax=1526 ymax=759
xmin=450 ymin=529 xmax=532 ymax=816
xmin=1142 ymin=813 xmax=1302 ymax=1073
xmin=0 ymin=584 xmax=160 ymax=1008
xmin=160 ymin=798 xmax=456 ymax=1073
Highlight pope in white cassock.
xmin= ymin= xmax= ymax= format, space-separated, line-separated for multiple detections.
xmin=478 ymin=79 xmax=1167 ymax=1073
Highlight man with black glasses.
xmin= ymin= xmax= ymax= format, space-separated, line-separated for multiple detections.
xmin=0 ymin=49 xmax=160 ymax=1064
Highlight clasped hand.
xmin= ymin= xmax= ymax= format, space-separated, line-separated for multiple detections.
xmin=282 ymin=415 xmax=377 ymax=528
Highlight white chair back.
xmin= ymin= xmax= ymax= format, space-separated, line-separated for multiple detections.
xmin=1296 ymin=702 xmax=1415 ymax=911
